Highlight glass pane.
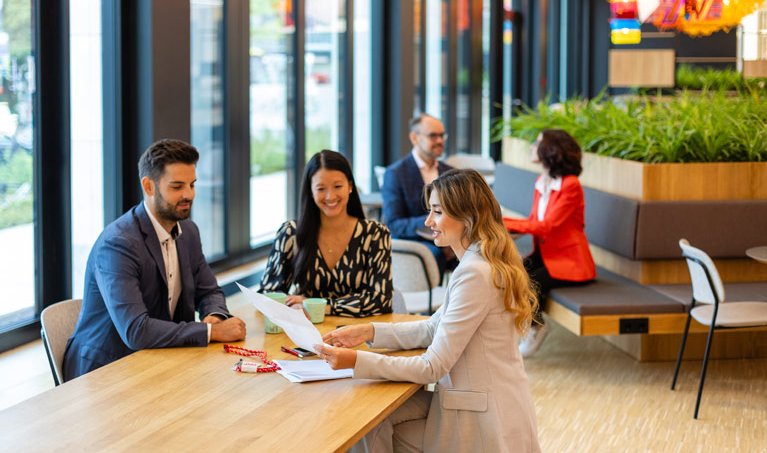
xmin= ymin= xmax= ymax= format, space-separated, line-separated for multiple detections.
xmin=190 ymin=0 xmax=226 ymax=258
xmin=70 ymin=0 xmax=104 ymax=298
xmin=250 ymin=0 xmax=292 ymax=244
xmin=305 ymin=0 xmax=344 ymax=157
xmin=425 ymin=0 xmax=446 ymax=120
xmin=0 ymin=1 xmax=35 ymax=327
xmin=481 ymin=0 xmax=490 ymax=156
xmin=456 ymin=0 xmax=471 ymax=153
xmin=353 ymin=0 xmax=372 ymax=194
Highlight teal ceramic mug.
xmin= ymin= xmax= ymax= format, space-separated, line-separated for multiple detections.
xmin=263 ymin=292 xmax=288 ymax=333
xmin=302 ymin=298 xmax=327 ymax=324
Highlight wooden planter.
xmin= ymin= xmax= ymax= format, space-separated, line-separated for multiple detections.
xmin=502 ymin=137 xmax=767 ymax=284
xmin=502 ymin=137 xmax=767 ymax=201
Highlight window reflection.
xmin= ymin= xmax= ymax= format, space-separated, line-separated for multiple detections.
xmin=250 ymin=0 xmax=292 ymax=244
xmin=0 ymin=1 xmax=35 ymax=328
xmin=70 ymin=0 xmax=104 ymax=298
xmin=353 ymin=0 xmax=372 ymax=193
xmin=305 ymin=0 xmax=344 ymax=156
xmin=191 ymin=0 xmax=226 ymax=258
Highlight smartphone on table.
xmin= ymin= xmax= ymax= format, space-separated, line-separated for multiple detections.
xmin=281 ymin=346 xmax=317 ymax=358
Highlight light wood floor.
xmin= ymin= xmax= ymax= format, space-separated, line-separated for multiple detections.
xmin=1 ymin=319 xmax=765 ymax=451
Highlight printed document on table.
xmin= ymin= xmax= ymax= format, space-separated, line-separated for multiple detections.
xmin=236 ymin=283 xmax=325 ymax=353
xmin=274 ymin=360 xmax=353 ymax=383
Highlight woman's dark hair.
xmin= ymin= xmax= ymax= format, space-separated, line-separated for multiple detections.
xmin=536 ymin=129 xmax=583 ymax=178
xmin=294 ymin=150 xmax=365 ymax=291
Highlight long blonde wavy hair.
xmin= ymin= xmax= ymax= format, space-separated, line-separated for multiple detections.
xmin=425 ymin=169 xmax=537 ymax=334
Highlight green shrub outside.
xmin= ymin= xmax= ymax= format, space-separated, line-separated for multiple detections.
xmin=493 ymin=89 xmax=767 ymax=163
xmin=0 ymin=150 xmax=33 ymax=229
xmin=250 ymin=126 xmax=333 ymax=175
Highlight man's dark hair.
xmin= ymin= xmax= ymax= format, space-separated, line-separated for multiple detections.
xmin=408 ymin=113 xmax=439 ymax=134
xmin=138 ymin=139 xmax=199 ymax=182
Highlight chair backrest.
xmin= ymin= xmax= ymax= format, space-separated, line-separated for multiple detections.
xmin=40 ymin=298 xmax=83 ymax=386
xmin=391 ymin=289 xmax=408 ymax=314
xmin=374 ymin=165 xmax=387 ymax=190
xmin=679 ymin=239 xmax=725 ymax=305
xmin=445 ymin=153 xmax=495 ymax=174
xmin=390 ymin=239 xmax=441 ymax=292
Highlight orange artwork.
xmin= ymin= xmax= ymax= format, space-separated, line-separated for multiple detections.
xmin=648 ymin=0 xmax=763 ymax=36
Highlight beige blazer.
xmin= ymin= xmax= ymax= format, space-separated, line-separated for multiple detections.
xmin=354 ymin=245 xmax=540 ymax=453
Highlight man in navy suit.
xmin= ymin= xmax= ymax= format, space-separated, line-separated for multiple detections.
xmin=63 ymin=139 xmax=246 ymax=381
xmin=382 ymin=114 xmax=455 ymax=273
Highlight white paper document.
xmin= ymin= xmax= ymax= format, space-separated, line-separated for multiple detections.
xmin=236 ymin=283 xmax=325 ymax=353
xmin=274 ymin=359 xmax=354 ymax=383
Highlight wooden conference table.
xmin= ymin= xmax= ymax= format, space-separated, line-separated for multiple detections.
xmin=0 ymin=295 xmax=426 ymax=452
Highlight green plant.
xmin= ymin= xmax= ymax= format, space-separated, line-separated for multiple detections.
xmin=675 ymin=64 xmax=767 ymax=93
xmin=494 ymin=89 xmax=767 ymax=163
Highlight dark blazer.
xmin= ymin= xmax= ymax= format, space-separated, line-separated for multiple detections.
xmin=63 ymin=203 xmax=230 ymax=381
xmin=382 ymin=154 xmax=452 ymax=239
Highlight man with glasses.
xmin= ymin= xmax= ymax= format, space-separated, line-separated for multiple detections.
xmin=381 ymin=113 xmax=455 ymax=274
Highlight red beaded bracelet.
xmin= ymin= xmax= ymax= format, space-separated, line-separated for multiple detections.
xmin=224 ymin=344 xmax=280 ymax=373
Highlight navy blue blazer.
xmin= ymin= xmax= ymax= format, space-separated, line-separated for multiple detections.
xmin=63 ymin=203 xmax=230 ymax=381
xmin=382 ymin=154 xmax=452 ymax=239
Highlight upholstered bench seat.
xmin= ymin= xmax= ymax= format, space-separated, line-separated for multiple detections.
xmin=551 ymin=268 xmax=686 ymax=316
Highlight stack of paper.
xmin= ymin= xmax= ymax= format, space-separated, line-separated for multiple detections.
xmin=274 ymin=360 xmax=353 ymax=383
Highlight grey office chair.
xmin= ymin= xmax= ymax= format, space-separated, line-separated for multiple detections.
xmin=40 ymin=298 xmax=83 ymax=386
xmin=391 ymin=289 xmax=408 ymax=314
xmin=671 ymin=239 xmax=767 ymax=419
xmin=374 ymin=165 xmax=387 ymax=190
xmin=391 ymin=239 xmax=446 ymax=314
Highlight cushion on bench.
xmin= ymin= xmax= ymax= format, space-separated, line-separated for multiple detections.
xmin=635 ymin=200 xmax=767 ymax=259
xmin=549 ymin=267 xmax=686 ymax=316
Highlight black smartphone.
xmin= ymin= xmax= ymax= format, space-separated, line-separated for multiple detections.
xmin=293 ymin=347 xmax=316 ymax=357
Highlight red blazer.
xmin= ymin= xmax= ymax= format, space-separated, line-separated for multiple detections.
xmin=503 ymin=175 xmax=596 ymax=282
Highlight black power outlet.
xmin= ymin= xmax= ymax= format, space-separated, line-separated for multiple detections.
xmin=619 ymin=318 xmax=649 ymax=334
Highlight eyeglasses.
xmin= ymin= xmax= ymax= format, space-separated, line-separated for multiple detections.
xmin=420 ymin=132 xmax=448 ymax=141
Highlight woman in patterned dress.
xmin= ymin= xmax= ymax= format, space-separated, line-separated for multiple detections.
xmin=259 ymin=150 xmax=393 ymax=317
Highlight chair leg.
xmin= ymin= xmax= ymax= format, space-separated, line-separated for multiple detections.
xmin=671 ymin=313 xmax=693 ymax=390
xmin=694 ymin=324 xmax=716 ymax=419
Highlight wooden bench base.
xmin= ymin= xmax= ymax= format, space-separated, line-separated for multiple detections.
xmin=546 ymin=299 xmax=767 ymax=361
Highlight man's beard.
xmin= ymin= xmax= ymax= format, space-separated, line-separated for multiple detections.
xmin=154 ymin=192 xmax=193 ymax=223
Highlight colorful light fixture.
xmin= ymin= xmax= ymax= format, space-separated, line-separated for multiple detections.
xmin=647 ymin=0 xmax=764 ymax=37
xmin=610 ymin=1 xmax=642 ymax=45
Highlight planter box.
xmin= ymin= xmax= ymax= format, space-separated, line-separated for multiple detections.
xmin=502 ymin=137 xmax=767 ymax=201
xmin=501 ymin=137 xmax=767 ymax=284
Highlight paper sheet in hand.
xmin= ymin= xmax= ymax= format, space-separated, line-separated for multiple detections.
xmin=236 ymin=283 xmax=324 ymax=353
xmin=274 ymin=360 xmax=353 ymax=383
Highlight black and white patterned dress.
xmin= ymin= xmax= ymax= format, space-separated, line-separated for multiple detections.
xmin=259 ymin=219 xmax=393 ymax=317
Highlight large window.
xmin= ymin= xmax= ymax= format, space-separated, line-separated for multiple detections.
xmin=353 ymin=0 xmax=372 ymax=193
xmin=0 ymin=1 xmax=34 ymax=329
xmin=250 ymin=0 xmax=292 ymax=244
xmin=70 ymin=0 xmax=104 ymax=298
xmin=191 ymin=0 xmax=226 ymax=258
xmin=425 ymin=0 xmax=447 ymax=120
xmin=305 ymin=0 xmax=344 ymax=155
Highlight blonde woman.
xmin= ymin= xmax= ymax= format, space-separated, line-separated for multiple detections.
xmin=317 ymin=169 xmax=540 ymax=453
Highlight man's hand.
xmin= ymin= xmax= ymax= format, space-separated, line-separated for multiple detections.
xmin=210 ymin=317 xmax=246 ymax=342
xmin=202 ymin=314 xmax=225 ymax=324
xmin=321 ymin=324 xmax=374 ymax=348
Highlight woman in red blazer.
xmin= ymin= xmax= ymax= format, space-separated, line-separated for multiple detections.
xmin=503 ymin=129 xmax=595 ymax=357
